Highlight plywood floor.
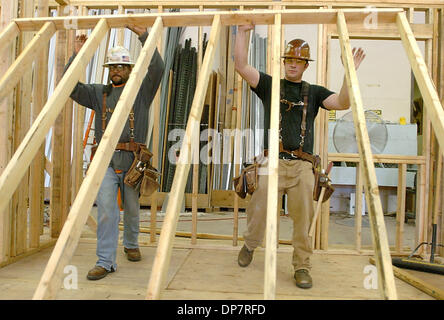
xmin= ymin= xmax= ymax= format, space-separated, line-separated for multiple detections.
xmin=0 ymin=236 xmax=440 ymax=300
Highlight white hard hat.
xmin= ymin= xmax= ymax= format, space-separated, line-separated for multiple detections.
xmin=103 ymin=46 xmax=134 ymax=67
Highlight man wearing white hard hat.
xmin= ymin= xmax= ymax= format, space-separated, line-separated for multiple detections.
xmin=65 ymin=25 xmax=165 ymax=280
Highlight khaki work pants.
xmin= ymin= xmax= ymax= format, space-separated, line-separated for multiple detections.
xmin=243 ymin=157 xmax=315 ymax=271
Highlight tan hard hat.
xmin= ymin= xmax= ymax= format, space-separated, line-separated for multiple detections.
xmin=103 ymin=46 xmax=134 ymax=67
xmin=282 ymin=39 xmax=314 ymax=61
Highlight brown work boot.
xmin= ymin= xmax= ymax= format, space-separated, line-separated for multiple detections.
xmin=87 ymin=266 xmax=114 ymax=280
xmin=294 ymin=269 xmax=313 ymax=289
xmin=124 ymin=247 xmax=141 ymax=262
xmin=238 ymin=244 xmax=254 ymax=267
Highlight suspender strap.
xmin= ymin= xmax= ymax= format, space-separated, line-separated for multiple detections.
xmin=101 ymin=91 xmax=136 ymax=151
xmin=278 ymin=80 xmax=310 ymax=151
xmin=101 ymin=93 xmax=107 ymax=134
xmin=299 ymin=81 xmax=310 ymax=151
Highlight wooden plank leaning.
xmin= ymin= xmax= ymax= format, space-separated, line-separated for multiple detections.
xmin=336 ymin=11 xmax=397 ymax=300
xmin=0 ymin=21 xmax=56 ymax=103
xmin=32 ymin=17 xmax=164 ymax=299
xmin=263 ymin=13 xmax=281 ymax=301
xmin=0 ymin=21 xmax=19 ymax=57
xmin=397 ymin=12 xmax=444 ymax=159
xmin=0 ymin=18 xmax=109 ymax=224
xmin=146 ymin=15 xmax=221 ymax=300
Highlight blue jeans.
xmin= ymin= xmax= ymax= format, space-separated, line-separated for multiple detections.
xmin=95 ymin=167 xmax=140 ymax=271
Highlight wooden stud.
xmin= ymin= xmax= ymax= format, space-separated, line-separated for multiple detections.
xmin=0 ymin=22 xmax=56 ymax=102
xmin=232 ymin=8 xmax=246 ymax=246
xmin=71 ymin=5 xmax=88 ymax=204
xmin=432 ymin=149 xmax=442 ymax=251
xmin=191 ymin=5 xmax=204 ymax=246
xmin=396 ymin=163 xmax=407 ymax=253
xmin=146 ymin=15 xmax=221 ymax=300
xmin=263 ymin=12 xmax=281 ymax=301
xmin=13 ymin=0 xmax=35 ymax=256
xmin=355 ymin=163 xmax=364 ymax=253
xmin=117 ymin=4 xmax=125 ymax=46
xmin=337 ymin=11 xmax=397 ymax=300
xmin=423 ymin=8 xmax=434 ymax=258
xmin=320 ymin=12 xmax=331 ymax=251
xmin=33 ymin=17 xmax=161 ymax=300
xmin=29 ymin=0 xmax=50 ymax=249
xmin=50 ymin=4 xmax=72 ymax=238
xmin=0 ymin=21 xmax=19 ymax=56
xmin=0 ymin=0 xmax=18 ymax=265
xmin=149 ymin=5 xmax=165 ymax=244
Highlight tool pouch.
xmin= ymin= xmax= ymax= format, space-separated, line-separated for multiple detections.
xmin=313 ymin=165 xmax=335 ymax=203
xmin=124 ymin=144 xmax=157 ymax=195
xmin=233 ymin=162 xmax=259 ymax=199
xmin=140 ymin=164 xmax=161 ymax=197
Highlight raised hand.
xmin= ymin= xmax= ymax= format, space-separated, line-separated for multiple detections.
xmin=126 ymin=24 xmax=147 ymax=37
xmin=74 ymin=34 xmax=88 ymax=54
xmin=238 ymin=24 xmax=255 ymax=33
xmin=352 ymin=47 xmax=366 ymax=70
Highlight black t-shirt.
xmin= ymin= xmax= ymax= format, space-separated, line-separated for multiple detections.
xmin=251 ymin=72 xmax=334 ymax=154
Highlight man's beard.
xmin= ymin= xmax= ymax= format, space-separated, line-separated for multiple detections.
xmin=111 ymin=75 xmax=126 ymax=85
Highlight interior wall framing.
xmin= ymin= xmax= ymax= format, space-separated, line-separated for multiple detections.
xmin=0 ymin=1 xmax=443 ymax=299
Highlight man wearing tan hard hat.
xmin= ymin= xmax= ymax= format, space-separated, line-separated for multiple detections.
xmin=65 ymin=25 xmax=165 ymax=280
xmin=234 ymin=24 xmax=365 ymax=289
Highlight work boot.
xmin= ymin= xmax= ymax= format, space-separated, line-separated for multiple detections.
xmin=124 ymin=247 xmax=141 ymax=262
xmin=87 ymin=266 xmax=114 ymax=280
xmin=294 ymin=269 xmax=313 ymax=289
xmin=238 ymin=244 xmax=254 ymax=267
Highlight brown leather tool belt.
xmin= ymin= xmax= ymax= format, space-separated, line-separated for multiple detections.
xmin=263 ymin=147 xmax=317 ymax=166
xmin=115 ymin=141 xmax=139 ymax=152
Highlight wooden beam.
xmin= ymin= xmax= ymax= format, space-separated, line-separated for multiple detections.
xmin=0 ymin=0 xmax=18 ymax=265
xmin=71 ymin=5 xmax=88 ymax=205
xmin=13 ymin=8 xmax=404 ymax=31
xmin=29 ymin=0 xmax=50 ymax=250
xmin=395 ymin=163 xmax=407 ymax=253
xmin=328 ymin=153 xmax=426 ymax=164
xmin=328 ymin=23 xmax=433 ymax=40
xmin=55 ymin=0 xmax=69 ymax=5
xmin=12 ymin=0 xmax=35 ymax=256
xmin=264 ymin=12 xmax=281 ymax=301
xmin=149 ymin=5 xmax=164 ymax=244
xmin=42 ymin=0 xmax=444 ymax=10
xmin=0 ymin=21 xmax=19 ymax=56
xmin=369 ymin=257 xmax=444 ymax=300
xmin=32 ymin=17 xmax=161 ymax=300
xmin=0 ymin=22 xmax=56 ymax=103
xmin=397 ymin=12 xmax=444 ymax=167
xmin=355 ymin=163 xmax=364 ymax=252
xmin=0 ymin=19 xmax=109 ymax=229
xmin=146 ymin=15 xmax=221 ymax=300
xmin=337 ymin=10 xmax=397 ymax=300
xmin=191 ymin=5 xmax=204 ymax=246
xmin=50 ymin=5 xmax=70 ymax=238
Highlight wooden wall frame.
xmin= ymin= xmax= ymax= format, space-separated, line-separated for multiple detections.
xmin=0 ymin=4 xmax=443 ymax=300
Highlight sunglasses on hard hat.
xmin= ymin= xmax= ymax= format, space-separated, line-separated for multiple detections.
xmin=108 ymin=64 xmax=128 ymax=72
